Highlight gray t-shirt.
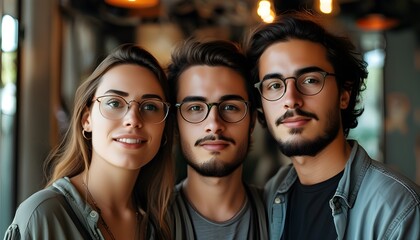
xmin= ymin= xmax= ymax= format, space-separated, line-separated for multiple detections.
xmin=186 ymin=197 xmax=251 ymax=240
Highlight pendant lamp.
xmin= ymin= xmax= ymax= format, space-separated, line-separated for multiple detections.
xmin=105 ymin=0 xmax=159 ymax=8
xmin=356 ymin=0 xmax=400 ymax=31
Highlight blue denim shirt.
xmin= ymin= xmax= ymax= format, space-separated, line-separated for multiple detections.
xmin=265 ymin=141 xmax=420 ymax=240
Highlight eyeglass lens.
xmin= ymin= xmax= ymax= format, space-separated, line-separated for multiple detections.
xmin=258 ymin=71 xmax=328 ymax=101
xmin=97 ymin=95 xmax=169 ymax=123
xmin=178 ymin=100 xmax=247 ymax=123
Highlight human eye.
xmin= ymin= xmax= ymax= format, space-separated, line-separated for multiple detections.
xmin=184 ymin=102 xmax=206 ymax=113
xmin=299 ymin=72 xmax=322 ymax=86
xmin=141 ymin=100 xmax=161 ymax=113
xmin=220 ymin=101 xmax=242 ymax=112
xmin=264 ymin=79 xmax=284 ymax=92
xmin=102 ymin=96 xmax=126 ymax=109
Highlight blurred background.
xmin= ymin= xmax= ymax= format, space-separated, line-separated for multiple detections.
xmin=1 ymin=0 xmax=420 ymax=233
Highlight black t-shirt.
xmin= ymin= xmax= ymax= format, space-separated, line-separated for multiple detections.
xmin=282 ymin=170 xmax=344 ymax=240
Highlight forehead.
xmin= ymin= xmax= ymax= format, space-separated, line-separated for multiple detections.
xmin=96 ymin=64 xmax=164 ymax=98
xmin=177 ymin=65 xmax=248 ymax=101
xmin=259 ymin=39 xmax=333 ymax=78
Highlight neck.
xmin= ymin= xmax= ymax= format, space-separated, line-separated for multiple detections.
xmin=182 ymin=166 xmax=246 ymax=222
xmin=71 ymin=161 xmax=141 ymax=240
xmin=292 ymin=137 xmax=351 ymax=185
xmin=72 ymin=160 xmax=140 ymax=212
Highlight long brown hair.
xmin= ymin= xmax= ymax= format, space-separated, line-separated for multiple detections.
xmin=44 ymin=44 xmax=174 ymax=239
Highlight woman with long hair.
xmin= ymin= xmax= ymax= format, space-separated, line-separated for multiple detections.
xmin=4 ymin=44 xmax=174 ymax=239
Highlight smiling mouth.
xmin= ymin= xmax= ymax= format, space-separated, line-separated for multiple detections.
xmin=115 ymin=138 xmax=145 ymax=144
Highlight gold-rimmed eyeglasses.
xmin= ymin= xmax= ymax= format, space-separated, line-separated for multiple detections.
xmin=93 ymin=95 xmax=170 ymax=124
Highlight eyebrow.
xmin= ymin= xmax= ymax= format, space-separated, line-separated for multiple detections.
xmin=104 ymin=89 xmax=128 ymax=96
xmin=180 ymin=95 xmax=245 ymax=102
xmin=103 ymin=89 xmax=163 ymax=100
xmin=262 ymin=66 xmax=327 ymax=80
xmin=142 ymin=94 xmax=163 ymax=100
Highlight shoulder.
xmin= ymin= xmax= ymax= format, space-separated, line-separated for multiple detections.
xmin=244 ymin=184 xmax=269 ymax=239
xmin=363 ymin=160 xmax=420 ymax=202
xmin=168 ymin=182 xmax=188 ymax=217
xmin=352 ymin=143 xmax=420 ymax=201
xmin=348 ymin=141 xmax=420 ymax=204
xmin=5 ymin=186 xmax=72 ymax=239
xmin=350 ymin=146 xmax=420 ymax=223
xmin=168 ymin=181 xmax=194 ymax=240
xmin=348 ymin=158 xmax=420 ymax=238
xmin=170 ymin=182 xmax=184 ymax=205
xmin=14 ymin=186 xmax=67 ymax=223
xmin=5 ymin=178 xmax=93 ymax=240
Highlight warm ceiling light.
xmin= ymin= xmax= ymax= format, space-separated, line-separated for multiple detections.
xmin=356 ymin=13 xmax=399 ymax=31
xmin=105 ymin=0 xmax=159 ymax=8
xmin=319 ymin=0 xmax=333 ymax=14
xmin=356 ymin=0 xmax=400 ymax=31
xmin=257 ymin=0 xmax=275 ymax=23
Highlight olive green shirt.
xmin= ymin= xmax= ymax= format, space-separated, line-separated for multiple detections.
xmin=4 ymin=177 xmax=102 ymax=240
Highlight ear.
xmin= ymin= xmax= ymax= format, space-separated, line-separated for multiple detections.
xmin=81 ymin=107 xmax=92 ymax=131
xmin=340 ymin=89 xmax=351 ymax=109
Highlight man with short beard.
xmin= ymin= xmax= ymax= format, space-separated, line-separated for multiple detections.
xmin=166 ymin=39 xmax=268 ymax=239
xmin=245 ymin=12 xmax=420 ymax=240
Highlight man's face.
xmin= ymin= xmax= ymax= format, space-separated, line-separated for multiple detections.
xmin=176 ymin=65 xmax=252 ymax=177
xmin=257 ymin=39 xmax=350 ymax=157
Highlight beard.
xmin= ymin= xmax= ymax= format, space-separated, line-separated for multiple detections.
xmin=185 ymin=156 xmax=245 ymax=177
xmin=181 ymin=134 xmax=250 ymax=177
xmin=275 ymin=108 xmax=340 ymax=157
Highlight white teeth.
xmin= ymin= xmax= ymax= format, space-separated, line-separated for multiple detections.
xmin=116 ymin=138 xmax=143 ymax=144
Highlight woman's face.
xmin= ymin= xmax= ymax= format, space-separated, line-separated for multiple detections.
xmin=83 ymin=64 xmax=167 ymax=171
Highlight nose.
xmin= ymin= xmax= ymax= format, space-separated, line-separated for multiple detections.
xmin=282 ymin=79 xmax=303 ymax=110
xmin=123 ymin=103 xmax=143 ymax=128
xmin=204 ymin=106 xmax=225 ymax=134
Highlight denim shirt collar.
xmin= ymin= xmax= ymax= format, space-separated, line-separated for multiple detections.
xmin=276 ymin=165 xmax=297 ymax=194
xmin=333 ymin=140 xmax=371 ymax=209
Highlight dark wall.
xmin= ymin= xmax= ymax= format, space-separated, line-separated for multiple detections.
xmin=384 ymin=28 xmax=420 ymax=184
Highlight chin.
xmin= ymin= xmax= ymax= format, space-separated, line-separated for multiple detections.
xmin=276 ymin=128 xmax=338 ymax=157
xmin=186 ymin=156 xmax=244 ymax=177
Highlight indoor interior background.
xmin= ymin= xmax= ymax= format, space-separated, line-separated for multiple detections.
xmin=1 ymin=0 xmax=419 ymax=234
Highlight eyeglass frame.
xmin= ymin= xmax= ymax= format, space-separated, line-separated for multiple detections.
xmin=254 ymin=70 xmax=336 ymax=101
xmin=175 ymin=99 xmax=249 ymax=124
xmin=92 ymin=95 xmax=170 ymax=124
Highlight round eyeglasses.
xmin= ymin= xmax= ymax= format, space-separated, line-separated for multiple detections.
xmin=175 ymin=100 xmax=249 ymax=124
xmin=254 ymin=71 xmax=336 ymax=101
xmin=93 ymin=95 xmax=170 ymax=124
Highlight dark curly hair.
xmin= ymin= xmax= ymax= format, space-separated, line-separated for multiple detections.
xmin=244 ymin=11 xmax=368 ymax=136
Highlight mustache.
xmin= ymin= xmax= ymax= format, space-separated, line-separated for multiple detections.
xmin=194 ymin=135 xmax=236 ymax=146
xmin=275 ymin=108 xmax=319 ymax=126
